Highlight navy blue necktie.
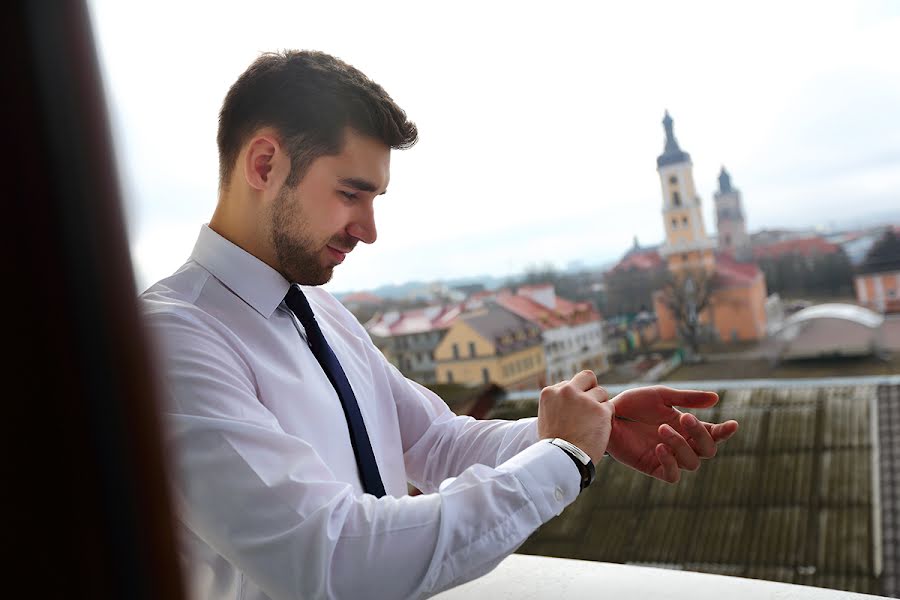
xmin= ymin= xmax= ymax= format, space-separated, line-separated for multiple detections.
xmin=285 ymin=285 xmax=387 ymax=497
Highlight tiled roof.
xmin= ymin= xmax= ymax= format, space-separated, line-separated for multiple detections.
xmin=366 ymin=304 xmax=459 ymax=337
xmin=753 ymin=237 xmax=841 ymax=260
xmin=496 ymin=295 xmax=600 ymax=330
xmin=462 ymin=305 xmax=542 ymax=355
xmin=496 ymin=295 xmax=566 ymax=329
xmin=715 ymin=253 xmax=762 ymax=287
xmin=495 ymin=295 xmax=601 ymax=331
xmin=340 ymin=291 xmax=382 ymax=305
xmin=611 ymin=248 xmax=664 ymax=273
xmin=878 ymin=384 xmax=900 ymax=597
xmin=515 ymin=384 xmax=897 ymax=597
xmin=858 ymin=231 xmax=900 ymax=275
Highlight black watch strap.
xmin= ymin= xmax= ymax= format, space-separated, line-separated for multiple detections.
xmin=549 ymin=438 xmax=595 ymax=491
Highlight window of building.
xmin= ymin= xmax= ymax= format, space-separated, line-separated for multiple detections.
xmin=482 ymin=367 xmax=490 ymax=383
xmin=682 ymin=216 xmax=688 ymax=225
xmin=468 ymin=341 xmax=476 ymax=357
xmin=452 ymin=343 xmax=459 ymax=359
xmin=672 ymin=191 xmax=681 ymax=206
xmin=671 ymin=218 xmax=677 ymax=228
xmin=447 ymin=370 xmax=453 ymax=383
xmin=669 ymin=175 xmax=677 ymax=184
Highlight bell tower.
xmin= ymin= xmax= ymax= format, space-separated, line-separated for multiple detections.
xmin=656 ymin=111 xmax=716 ymax=273
xmin=714 ymin=166 xmax=751 ymax=261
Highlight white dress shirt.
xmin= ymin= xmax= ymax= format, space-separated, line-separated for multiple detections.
xmin=140 ymin=225 xmax=582 ymax=600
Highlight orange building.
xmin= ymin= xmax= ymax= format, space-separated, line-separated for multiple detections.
xmin=651 ymin=112 xmax=767 ymax=343
xmin=854 ymin=230 xmax=900 ymax=313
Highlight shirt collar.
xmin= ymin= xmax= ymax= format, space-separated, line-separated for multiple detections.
xmin=190 ymin=224 xmax=291 ymax=319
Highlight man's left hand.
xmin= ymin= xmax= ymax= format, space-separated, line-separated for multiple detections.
xmin=606 ymin=385 xmax=738 ymax=483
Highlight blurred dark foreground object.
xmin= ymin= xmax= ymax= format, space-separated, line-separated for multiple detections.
xmin=3 ymin=1 xmax=185 ymax=598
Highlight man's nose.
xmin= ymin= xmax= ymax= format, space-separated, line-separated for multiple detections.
xmin=346 ymin=202 xmax=377 ymax=245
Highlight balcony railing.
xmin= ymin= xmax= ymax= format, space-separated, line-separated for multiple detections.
xmin=434 ymin=554 xmax=889 ymax=599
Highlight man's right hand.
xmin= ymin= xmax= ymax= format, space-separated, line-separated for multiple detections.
xmin=537 ymin=370 xmax=614 ymax=464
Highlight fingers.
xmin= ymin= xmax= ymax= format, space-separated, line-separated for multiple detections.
xmin=553 ymin=370 xmax=607 ymax=403
xmin=586 ymin=385 xmax=610 ymax=404
xmin=680 ymin=412 xmax=716 ymax=458
xmin=568 ymin=369 xmax=598 ymax=392
xmin=657 ymin=416 xmax=739 ymax=475
xmin=654 ymin=444 xmax=680 ymax=483
xmin=708 ymin=419 xmax=739 ymax=443
xmin=659 ymin=424 xmax=700 ymax=471
xmin=660 ymin=387 xmax=719 ymax=409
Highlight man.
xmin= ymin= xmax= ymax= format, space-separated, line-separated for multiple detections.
xmin=141 ymin=50 xmax=738 ymax=600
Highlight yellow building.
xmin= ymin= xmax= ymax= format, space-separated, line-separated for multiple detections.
xmin=656 ymin=111 xmax=717 ymax=274
xmin=434 ymin=305 xmax=546 ymax=390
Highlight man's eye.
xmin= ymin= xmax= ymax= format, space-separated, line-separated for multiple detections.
xmin=339 ymin=191 xmax=357 ymax=201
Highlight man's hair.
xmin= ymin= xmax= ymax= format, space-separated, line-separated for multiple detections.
xmin=217 ymin=50 xmax=418 ymax=189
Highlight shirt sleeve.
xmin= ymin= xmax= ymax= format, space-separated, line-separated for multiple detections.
xmin=149 ymin=309 xmax=581 ymax=600
xmin=388 ymin=361 xmax=546 ymax=494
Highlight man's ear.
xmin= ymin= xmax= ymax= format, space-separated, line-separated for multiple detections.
xmin=242 ymin=134 xmax=285 ymax=192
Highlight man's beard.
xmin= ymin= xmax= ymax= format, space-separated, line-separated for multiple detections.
xmin=270 ymin=185 xmax=336 ymax=286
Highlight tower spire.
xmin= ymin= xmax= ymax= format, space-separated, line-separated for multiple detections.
xmin=718 ymin=166 xmax=733 ymax=194
xmin=657 ymin=110 xmax=691 ymax=168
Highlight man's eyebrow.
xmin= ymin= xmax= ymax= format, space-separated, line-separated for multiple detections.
xmin=338 ymin=177 xmax=387 ymax=195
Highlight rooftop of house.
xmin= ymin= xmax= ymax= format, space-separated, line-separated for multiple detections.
xmin=714 ymin=253 xmax=763 ymax=287
xmin=610 ymin=246 xmax=665 ymax=273
xmin=858 ymin=231 xmax=900 ymax=275
xmin=503 ymin=382 xmax=899 ymax=597
xmin=366 ymin=304 xmax=463 ymax=337
xmin=752 ymin=236 xmax=842 ymax=260
xmin=495 ymin=293 xmax=600 ymax=331
xmin=461 ymin=305 xmax=543 ymax=355
xmin=340 ymin=291 xmax=383 ymax=305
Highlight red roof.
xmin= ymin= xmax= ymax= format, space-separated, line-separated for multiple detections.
xmin=715 ymin=253 xmax=763 ymax=287
xmin=341 ymin=291 xmax=383 ymax=305
xmin=752 ymin=236 xmax=840 ymax=259
xmin=495 ymin=293 xmax=601 ymax=331
xmin=366 ymin=304 xmax=461 ymax=337
xmin=610 ymin=248 xmax=663 ymax=273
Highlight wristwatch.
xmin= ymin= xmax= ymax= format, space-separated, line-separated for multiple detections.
xmin=549 ymin=438 xmax=595 ymax=491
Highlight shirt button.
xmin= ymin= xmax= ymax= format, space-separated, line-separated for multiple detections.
xmin=554 ymin=487 xmax=564 ymax=501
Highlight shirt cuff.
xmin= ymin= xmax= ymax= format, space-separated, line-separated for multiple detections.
xmin=496 ymin=438 xmax=581 ymax=522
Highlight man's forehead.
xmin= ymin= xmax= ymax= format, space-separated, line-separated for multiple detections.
xmin=333 ymin=131 xmax=391 ymax=191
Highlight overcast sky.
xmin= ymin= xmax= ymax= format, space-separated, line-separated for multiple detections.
xmin=88 ymin=0 xmax=900 ymax=295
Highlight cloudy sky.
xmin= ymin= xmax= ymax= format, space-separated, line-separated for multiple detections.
xmin=88 ymin=0 xmax=900 ymax=295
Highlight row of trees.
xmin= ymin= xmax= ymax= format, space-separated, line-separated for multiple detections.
xmin=602 ymin=248 xmax=857 ymax=355
xmin=756 ymin=251 xmax=854 ymax=298
xmin=603 ymin=249 xmax=857 ymax=321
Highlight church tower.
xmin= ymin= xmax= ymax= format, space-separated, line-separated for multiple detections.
xmin=713 ymin=166 xmax=751 ymax=261
xmin=656 ymin=111 xmax=716 ymax=273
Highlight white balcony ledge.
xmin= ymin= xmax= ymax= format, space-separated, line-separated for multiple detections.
xmin=434 ymin=554 xmax=888 ymax=599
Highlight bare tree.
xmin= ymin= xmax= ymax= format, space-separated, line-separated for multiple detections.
xmin=604 ymin=265 xmax=668 ymax=317
xmin=658 ymin=267 xmax=720 ymax=356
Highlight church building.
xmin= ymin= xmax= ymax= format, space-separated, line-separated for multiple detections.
xmin=651 ymin=112 xmax=768 ymax=343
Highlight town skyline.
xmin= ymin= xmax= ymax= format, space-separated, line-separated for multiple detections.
xmin=87 ymin=0 xmax=900 ymax=296
xmin=334 ymin=216 xmax=896 ymax=301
